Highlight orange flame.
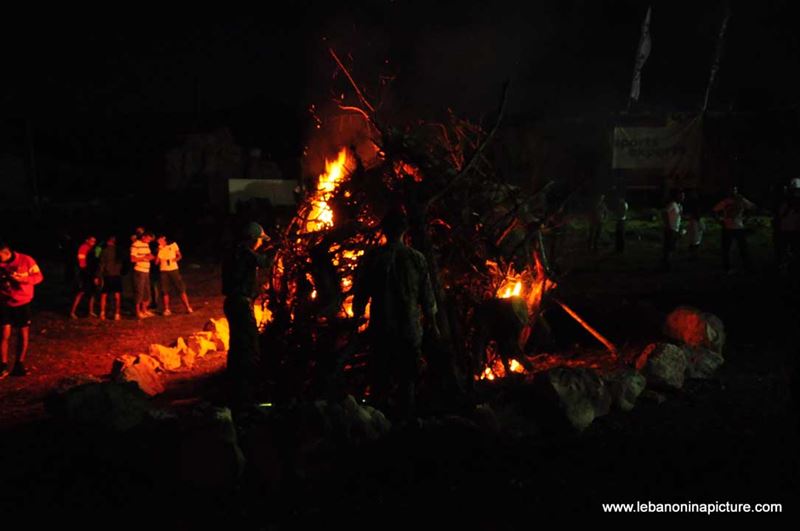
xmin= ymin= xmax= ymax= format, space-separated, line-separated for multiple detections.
xmin=481 ymin=253 xmax=557 ymax=380
xmin=305 ymin=149 xmax=351 ymax=233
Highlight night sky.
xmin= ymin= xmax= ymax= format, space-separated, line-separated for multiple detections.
xmin=2 ymin=0 xmax=797 ymax=169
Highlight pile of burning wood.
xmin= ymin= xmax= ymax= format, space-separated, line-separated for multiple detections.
xmin=250 ymin=53 xmax=620 ymax=402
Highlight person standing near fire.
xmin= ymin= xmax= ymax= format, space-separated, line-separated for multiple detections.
xmin=352 ymin=207 xmax=439 ymax=420
xmin=0 ymin=239 xmax=44 ymax=378
xmin=69 ymin=235 xmax=99 ymax=319
xmin=713 ymin=186 xmax=756 ymax=273
xmin=97 ymin=235 xmax=124 ymax=320
xmin=155 ymin=234 xmax=193 ymax=315
xmin=131 ymin=232 xmax=156 ymax=319
xmin=221 ymin=222 xmax=274 ymax=409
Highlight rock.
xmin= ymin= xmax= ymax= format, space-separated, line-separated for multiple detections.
xmin=363 ymin=405 xmax=391 ymax=435
xmin=637 ymin=343 xmax=688 ymax=390
xmin=110 ymin=354 xmax=138 ymax=378
xmin=120 ymin=359 xmax=165 ymax=396
xmin=136 ymin=354 xmax=162 ymax=372
xmin=663 ymin=306 xmax=725 ymax=353
xmin=148 ymin=344 xmax=182 ymax=371
xmin=44 ymin=381 xmax=150 ymax=431
xmin=472 ymin=403 xmax=501 ymax=433
xmin=177 ymin=406 xmax=245 ymax=491
xmin=187 ymin=334 xmax=217 ymax=358
xmin=173 ymin=337 xmax=196 ymax=369
xmin=204 ymin=318 xmax=230 ymax=351
xmin=238 ymin=417 xmax=283 ymax=490
xmin=317 ymin=396 xmax=391 ymax=445
xmin=684 ymin=347 xmax=725 ymax=379
xmin=534 ymin=367 xmax=612 ymax=431
xmin=174 ymin=337 xmax=188 ymax=352
xmin=641 ymin=389 xmax=667 ymax=404
xmin=602 ymin=369 xmax=647 ymax=412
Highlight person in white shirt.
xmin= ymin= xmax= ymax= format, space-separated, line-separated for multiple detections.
xmin=155 ymin=235 xmax=193 ymax=316
xmin=662 ymin=189 xmax=684 ymax=270
xmin=713 ymin=186 xmax=756 ymax=272
xmin=682 ymin=191 xmax=704 ymax=261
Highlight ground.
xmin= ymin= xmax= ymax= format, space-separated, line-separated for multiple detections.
xmin=0 ymin=217 xmax=797 ymax=525
xmin=0 ymin=265 xmax=227 ymax=426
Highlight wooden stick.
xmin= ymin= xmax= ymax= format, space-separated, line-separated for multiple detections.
xmin=329 ymin=48 xmax=375 ymax=113
xmin=427 ymin=81 xmax=510 ymax=209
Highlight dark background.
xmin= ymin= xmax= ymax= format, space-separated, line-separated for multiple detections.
xmin=1 ymin=0 xmax=798 ymax=250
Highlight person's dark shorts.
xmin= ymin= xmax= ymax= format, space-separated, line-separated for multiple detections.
xmin=101 ymin=275 xmax=123 ymax=294
xmin=159 ymin=270 xmax=186 ymax=295
xmin=0 ymin=303 xmax=32 ymax=328
xmin=78 ymin=269 xmax=98 ymax=294
xmin=133 ymin=271 xmax=151 ymax=304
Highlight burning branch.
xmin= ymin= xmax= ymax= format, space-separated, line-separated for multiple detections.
xmin=553 ymin=298 xmax=618 ymax=358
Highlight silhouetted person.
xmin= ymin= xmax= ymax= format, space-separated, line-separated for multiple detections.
xmin=777 ymin=178 xmax=800 ymax=273
xmin=69 ymin=235 xmax=98 ymax=318
xmin=97 ymin=236 xmax=123 ymax=320
xmin=713 ymin=186 xmax=755 ymax=272
xmin=610 ymin=188 xmax=628 ymax=253
xmin=221 ymin=222 xmax=274 ymax=410
xmin=662 ymin=190 xmax=684 ymax=271
xmin=587 ymin=194 xmax=609 ymax=253
xmin=352 ymin=208 xmax=438 ymax=419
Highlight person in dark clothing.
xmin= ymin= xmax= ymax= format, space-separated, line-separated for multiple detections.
xmin=69 ymin=236 xmax=99 ymax=318
xmin=97 ymin=236 xmax=123 ymax=320
xmin=352 ymin=208 xmax=439 ymax=419
xmin=221 ymin=222 xmax=274 ymax=409
xmin=610 ymin=188 xmax=628 ymax=253
xmin=587 ymin=194 xmax=609 ymax=253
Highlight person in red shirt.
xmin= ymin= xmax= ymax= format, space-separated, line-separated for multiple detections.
xmin=0 ymin=240 xmax=44 ymax=378
xmin=69 ymin=235 xmax=98 ymax=319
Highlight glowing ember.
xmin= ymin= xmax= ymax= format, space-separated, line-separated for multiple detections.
xmin=498 ymin=280 xmax=522 ymax=299
xmin=480 ymin=253 xmax=558 ymax=380
xmin=254 ymin=302 xmax=273 ymax=330
xmin=509 ymin=359 xmax=526 ymax=373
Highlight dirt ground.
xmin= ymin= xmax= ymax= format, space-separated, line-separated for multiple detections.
xmin=1 ymin=221 xmax=797 ymax=525
xmin=0 ymin=264 xmax=227 ymax=426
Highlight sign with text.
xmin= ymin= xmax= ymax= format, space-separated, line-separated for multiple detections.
xmin=612 ymin=118 xmax=702 ymax=173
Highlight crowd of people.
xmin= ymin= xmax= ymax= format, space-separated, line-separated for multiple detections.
xmin=69 ymin=227 xmax=193 ymax=320
xmin=583 ymin=178 xmax=800 ymax=273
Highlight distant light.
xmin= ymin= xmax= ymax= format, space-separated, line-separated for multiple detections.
xmin=259 ymin=403 xmax=273 ymax=408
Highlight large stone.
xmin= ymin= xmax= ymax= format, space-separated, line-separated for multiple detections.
xmin=337 ymin=395 xmax=391 ymax=444
xmin=173 ymin=337 xmax=196 ymax=369
xmin=136 ymin=354 xmax=162 ymax=372
xmin=44 ymin=381 xmax=150 ymax=431
xmin=120 ymin=359 xmax=165 ymax=396
xmin=684 ymin=347 xmax=725 ymax=379
xmin=204 ymin=318 xmax=230 ymax=351
xmin=602 ymin=369 xmax=647 ymax=412
xmin=177 ymin=406 xmax=245 ymax=491
xmin=472 ymin=403 xmax=501 ymax=433
xmin=534 ymin=367 xmax=612 ymax=431
xmin=187 ymin=334 xmax=217 ymax=358
xmin=148 ymin=344 xmax=182 ymax=371
xmin=637 ymin=343 xmax=688 ymax=390
xmin=110 ymin=354 xmax=138 ymax=378
xmin=663 ymin=306 xmax=725 ymax=353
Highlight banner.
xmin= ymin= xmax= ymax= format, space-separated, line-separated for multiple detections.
xmin=612 ymin=117 xmax=702 ymax=173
